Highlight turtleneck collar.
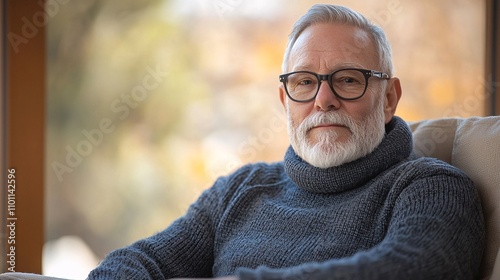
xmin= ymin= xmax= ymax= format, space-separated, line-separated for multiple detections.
xmin=284 ymin=116 xmax=413 ymax=194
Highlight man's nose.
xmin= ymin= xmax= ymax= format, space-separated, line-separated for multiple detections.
xmin=314 ymin=81 xmax=341 ymax=111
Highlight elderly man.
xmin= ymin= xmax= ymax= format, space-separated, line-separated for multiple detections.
xmin=88 ymin=4 xmax=484 ymax=280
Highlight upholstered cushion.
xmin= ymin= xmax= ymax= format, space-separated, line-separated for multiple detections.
xmin=0 ymin=273 xmax=67 ymax=280
xmin=409 ymin=116 xmax=500 ymax=280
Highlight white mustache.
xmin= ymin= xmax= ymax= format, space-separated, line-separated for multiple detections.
xmin=299 ymin=112 xmax=354 ymax=133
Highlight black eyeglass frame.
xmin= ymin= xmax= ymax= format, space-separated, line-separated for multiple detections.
xmin=279 ymin=68 xmax=390 ymax=102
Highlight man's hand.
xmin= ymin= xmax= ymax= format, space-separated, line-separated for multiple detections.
xmin=170 ymin=277 xmax=238 ymax=280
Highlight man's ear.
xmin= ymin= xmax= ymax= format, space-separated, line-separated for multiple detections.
xmin=383 ymin=77 xmax=402 ymax=123
xmin=279 ymin=85 xmax=287 ymax=110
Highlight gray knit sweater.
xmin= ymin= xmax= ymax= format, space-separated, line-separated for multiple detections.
xmin=88 ymin=117 xmax=485 ymax=280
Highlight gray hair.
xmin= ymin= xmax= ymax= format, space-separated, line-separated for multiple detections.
xmin=282 ymin=4 xmax=394 ymax=76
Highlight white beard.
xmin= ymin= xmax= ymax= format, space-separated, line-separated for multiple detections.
xmin=287 ymin=99 xmax=386 ymax=168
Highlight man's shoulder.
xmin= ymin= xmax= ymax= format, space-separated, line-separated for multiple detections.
xmin=396 ymin=156 xmax=473 ymax=185
xmin=227 ymin=161 xmax=287 ymax=186
xmin=207 ymin=161 xmax=287 ymax=207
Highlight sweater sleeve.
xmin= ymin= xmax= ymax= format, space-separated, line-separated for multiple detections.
xmin=87 ymin=176 xmax=229 ymax=280
xmin=237 ymin=170 xmax=485 ymax=280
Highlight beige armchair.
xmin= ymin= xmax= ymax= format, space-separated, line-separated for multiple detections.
xmin=2 ymin=116 xmax=500 ymax=279
xmin=410 ymin=116 xmax=500 ymax=279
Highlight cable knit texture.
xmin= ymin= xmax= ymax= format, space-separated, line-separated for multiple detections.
xmin=87 ymin=117 xmax=484 ymax=280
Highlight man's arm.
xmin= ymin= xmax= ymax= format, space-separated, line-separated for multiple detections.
xmin=170 ymin=277 xmax=238 ymax=280
xmin=236 ymin=173 xmax=485 ymax=280
xmin=87 ymin=181 xmax=225 ymax=280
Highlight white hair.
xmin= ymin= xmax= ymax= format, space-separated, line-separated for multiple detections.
xmin=282 ymin=4 xmax=394 ymax=76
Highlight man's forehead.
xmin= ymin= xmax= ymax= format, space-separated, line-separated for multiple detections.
xmin=288 ymin=23 xmax=377 ymax=71
xmin=296 ymin=23 xmax=370 ymax=45
xmin=291 ymin=61 xmax=365 ymax=72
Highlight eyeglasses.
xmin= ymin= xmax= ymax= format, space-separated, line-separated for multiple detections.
xmin=279 ymin=68 xmax=390 ymax=102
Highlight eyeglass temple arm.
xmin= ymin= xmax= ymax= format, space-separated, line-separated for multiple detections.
xmin=372 ymin=71 xmax=390 ymax=79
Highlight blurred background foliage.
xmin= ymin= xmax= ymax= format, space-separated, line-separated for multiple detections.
xmin=45 ymin=0 xmax=484 ymax=277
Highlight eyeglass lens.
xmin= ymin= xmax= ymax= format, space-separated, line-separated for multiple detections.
xmin=285 ymin=69 xmax=367 ymax=101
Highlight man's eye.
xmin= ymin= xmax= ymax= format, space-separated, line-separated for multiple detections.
xmin=298 ymin=79 xmax=315 ymax=85
xmin=341 ymin=77 xmax=358 ymax=84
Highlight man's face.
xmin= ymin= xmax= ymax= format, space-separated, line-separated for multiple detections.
xmin=280 ymin=23 xmax=400 ymax=168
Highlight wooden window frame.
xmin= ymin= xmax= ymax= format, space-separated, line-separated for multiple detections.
xmin=1 ymin=0 xmax=45 ymax=274
xmin=487 ymin=0 xmax=500 ymax=115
